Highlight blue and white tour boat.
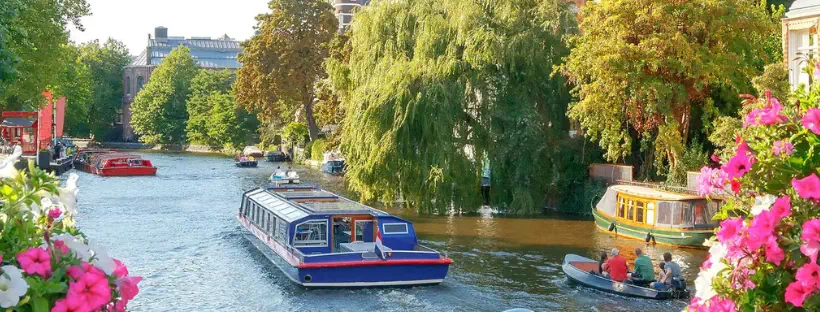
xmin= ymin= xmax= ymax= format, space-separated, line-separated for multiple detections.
xmin=237 ymin=183 xmax=453 ymax=288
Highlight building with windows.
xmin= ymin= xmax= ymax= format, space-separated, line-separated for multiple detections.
xmin=783 ymin=0 xmax=820 ymax=90
xmin=327 ymin=0 xmax=370 ymax=32
xmin=121 ymin=26 xmax=242 ymax=140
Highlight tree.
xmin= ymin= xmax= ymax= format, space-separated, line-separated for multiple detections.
xmin=331 ymin=0 xmax=575 ymax=214
xmin=53 ymin=44 xmax=93 ymax=138
xmin=186 ymin=69 xmax=235 ymax=144
xmin=233 ymin=0 xmax=338 ymax=141
xmin=77 ymin=39 xmax=131 ymax=140
xmin=205 ymin=93 xmax=243 ymax=148
xmin=0 ymin=0 xmax=90 ymax=110
xmin=561 ymin=0 xmax=775 ymax=177
xmin=282 ymin=122 xmax=308 ymax=145
xmin=130 ymin=47 xmax=198 ymax=144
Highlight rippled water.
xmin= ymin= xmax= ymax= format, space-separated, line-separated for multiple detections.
xmin=70 ymin=152 xmax=705 ymax=312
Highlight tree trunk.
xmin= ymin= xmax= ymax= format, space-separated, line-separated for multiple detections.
xmin=304 ymin=97 xmax=320 ymax=141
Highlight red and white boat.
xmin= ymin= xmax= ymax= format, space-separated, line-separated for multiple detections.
xmin=88 ymin=153 xmax=157 ymax=176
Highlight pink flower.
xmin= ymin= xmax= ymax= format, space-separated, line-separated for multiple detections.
xmin=722 ymin=144 xmax=754 ymax=179
xmin=792 ymin=173 xmax=820 ymax=200
xmin=17 ymin=247 xmax=52 ymax=278
xmin=744 ymin=100 xmax=787 ymax=127
xmin=773 ymin=140 xmax=794 ymax=156
xmin=112 ymin=259 xmax=128 ymax=278
xmin=67 ymin=263 xmax=104 ymax=281
xmin=708 ymin=296 xmax=737 ymax=312
xmin=770 ymin=196 xmax=792 ymax=220
xmin=801 ymin=219 xmax=820 ymax=263
xmin=815 ymin=62 xmax=820 ymax=79
xmin=802 ymin=108 xmax=820 ymax=135
xmin=53 ymin=240 xmax=69 ymax=255
xmin=764 ymin=236 xmax=785 ymax=266
xmin=696 ymin=167 xmax=728 ymax=196
xmin=68 ymin=268 xmax=111 ymax=310
xmin=748 ymin=211 xmax=776 ymax=247
xmin=51 ymin=294 xmax=91 ymax=312
xmin=717 ymin=218 xmax=744 ymax=245
xmin=116 ymin=276 xmax=142 ymax=302
xmin=48 ymin=208 xmax=62 ymax=219
xmin=710 ymin=153 xmax=720 ymax=163
xmin=797 ymin=263 xmax=820 ymax=288
xmin=785 ymin=280 xmax=816 ymax=307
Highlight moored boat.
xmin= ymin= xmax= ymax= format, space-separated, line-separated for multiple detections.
xmin=319 ymin=151 xmax=345 ymax=175
xmin=89 ymin=153 xmax=157 ymax=176
xmin=562 ymin=254 xmax=688 ymax=300
xmin=265 ymin=151 xmax=288 ymax=162
xmin=592 ymin=184 xmax=719 ymax=248
xmin=243 ymin=146 xmax=264 ymax=158
xmin=72 ymin=149 xmax=117 ymax=173
xmin=237 ymin=183 xmax=453 ymax=288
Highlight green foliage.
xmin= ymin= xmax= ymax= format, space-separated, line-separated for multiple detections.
xmin=310 ymin=138 xmax=328 ymax=161
xmin=708 ymin=116 xmax=744 ymax=160
xmin=54 ymin=44 xmax=93 ymax=138
xmin=130 ymin=47 xmax=199 ymax=144
xmin=186 ymin=69 xmax=240 ymax=146
xmin=332 ymin=0 xmax=576 ymax=214
xmin=283 ymin=122 xmax=308 ymax=145
xmin=204 ymin=93 xmax=244 ymax=148
xmin=753 ymin=63 xmax=790 ymax=101
xmin=0 ymin=0 xmax=90 ymax=110
xmin=234 ymin=0 xmax=339 ymax=141
xmin=664 ymin=140 xmax=709 ymax=186
xmin=562 ymin=0 xmax=775 ymax=173
xmin=76 ymin=39 xmax=131 ymax=140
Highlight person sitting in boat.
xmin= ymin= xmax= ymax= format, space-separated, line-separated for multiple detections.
xmin=597 ymin=252 xmax=608 ymax=276
xmin=273 ymin=166 xmax=286 ymax=178
xmin=656 ymin=262 xmax=666 ymax=284
xmin=602 ymin=248 xmax=628 ymax=282
xmin=651 ymin=252 xmax=682 ymax=290
xmin=628 ymin=248 xmax=654 ymax=286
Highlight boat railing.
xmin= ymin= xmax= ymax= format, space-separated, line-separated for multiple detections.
xmin=614 ymin=180 xmax=701 ymax=196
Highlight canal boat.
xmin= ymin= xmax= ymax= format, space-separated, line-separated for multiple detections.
xmin=73 ymin=149 xmax=117 ymax=173
xmin=562 ymin=254 xmax=688 ymax=300
xmin=237 ymin=183 xmax=453 ymax=288
xmin=88 ymin=153 xmax=157 ymax=176
xmin=235 ymin=155 xmax=258 ymax=167
xmin=592 ymin=184 xmax=719 ymax=248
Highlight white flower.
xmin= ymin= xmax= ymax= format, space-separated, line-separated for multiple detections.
xmin=0 ymin=146 xmax=22 ymax=179
xmin=750 ymin=194 xmax=777 ymax=216
xmin=87 ymin=240 xmax=115 ymax=275
xmin=0 ymin=265 xmax=29 ymax=308
xmin=56 ymin=173 xmax=79 ymax=216
xmin=53 ymin=234 xmax=92 ymax=262
xmin=694 ymin=242 xmax=730 ymax=303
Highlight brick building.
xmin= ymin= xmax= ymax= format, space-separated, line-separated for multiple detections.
xmin=121 ymin=27 xmax=242 ymax=140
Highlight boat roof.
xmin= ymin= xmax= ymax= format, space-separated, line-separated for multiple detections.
xmin=609 ymin=184 xmax=702 ymax=201
xmin=245 ymin=187 xmax=388 ymax=223
xmin=94 ymin=153 xmax=143 ymax=159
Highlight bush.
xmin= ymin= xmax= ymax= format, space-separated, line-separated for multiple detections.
xmin=310 ymin=138 xmax=328 ymax=161
xmin=304 ymin=141 xmax=313 ymax=160
xmin=0 ymin=162 xmax=141 ymax=311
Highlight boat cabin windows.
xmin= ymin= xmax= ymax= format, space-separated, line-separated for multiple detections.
xmin=383 ymin=223 xmax=408 ymax=234
xmin=275 ymin=219 xmax=287 ymax=244
xmin=656 ymin=200 xmax=719 ymax=228
xmin=293 ymin=220 xmax=328 ymax=247
xmin=616 ymin=194 xmax=654 ymax=224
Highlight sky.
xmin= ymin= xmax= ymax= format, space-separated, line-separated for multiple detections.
xmin=69 ymin=0 xmax=270 ymax=55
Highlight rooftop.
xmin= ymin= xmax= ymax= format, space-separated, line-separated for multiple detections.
xmin=246 ymin=186 xmax=387 ymax=223
xmin=129 ymin=28 xmax=242 ymax=69
xmin=786 ymin=0 xmax=820 ymax=18
xmin=610 ymin=184 xmax=703 ymax=201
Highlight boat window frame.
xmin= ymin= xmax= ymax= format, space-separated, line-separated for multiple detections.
xmin=615 ymin=193 xmax=656 ymax=225
xmin=275 ymin=218 xmax=288 ymax=245
xmin=292 ymin=220 xmax=329 ymax=248
xmin=382 ymin=223 xmax=408 ymax=235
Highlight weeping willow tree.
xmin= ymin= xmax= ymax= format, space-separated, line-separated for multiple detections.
xmin=328 ymin=0 xmax=575 ymax=214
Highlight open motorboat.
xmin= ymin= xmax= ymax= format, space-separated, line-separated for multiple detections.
xmin=235 ymin=155 xmax=258 ymax=167
xmin=562 ymin=254 xmax=688 ymax=300
xmin=270 ymin=168 xmax=300 ymax=185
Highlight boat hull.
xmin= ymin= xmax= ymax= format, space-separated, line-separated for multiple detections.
xmin=592 ymin=209 xmax=712 ymax=248
xmin=562 ymin=254 xmax=684 ymax=300
xmin=235 ymin=161 xmax=258 ymax=167
xmin=97 ymin=167 xmax=157 ymax=176
xmin=238 ymin=217 xmax=450 ymax=288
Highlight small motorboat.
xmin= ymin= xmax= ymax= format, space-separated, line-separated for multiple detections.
xmin=243 ymin=146 xmax=264 ymax=158
xmin=319 ymin=151 xmax=345 ymax=175
xmin=235 ymin=155 xmax=258 ymax=168
xmin=265 ymin=151 xmax=288 ymax=162
xmin=270 ymin=168 xmax=300 ymax=185
xmin=561 ymin=254 xmax=688 ymax=300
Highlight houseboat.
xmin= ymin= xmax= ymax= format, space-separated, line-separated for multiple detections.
xmin=592 ymin=184 xmax=719 ymax=248
xmin=238 ymin=183 xmax=453 ymax=288
xmin=87 ymin=153 xmax=157 ymax=176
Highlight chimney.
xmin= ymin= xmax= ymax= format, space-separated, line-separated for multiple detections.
xmin=155 ymin=26 xmax=168 ymax=42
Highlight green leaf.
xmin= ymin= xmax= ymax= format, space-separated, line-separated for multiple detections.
xmin=31 ymin=296 xmax=47 ymax=312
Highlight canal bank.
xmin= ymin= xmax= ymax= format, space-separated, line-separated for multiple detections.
xmin=71 ymin=152 xmax=702 ymax=311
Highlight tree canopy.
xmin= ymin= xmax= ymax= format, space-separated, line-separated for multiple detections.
xmin=186 ymin=69 xmax=256 ymax=148
xmin=0 ymin=0 xmax=90 ymax=110
xmin=130 ymin=47 xmax=199 ymax=144
xmin=233 ymin=0 xmax=338 ymax=141
xmin=331 ymin=0 xmax=577 ymax=214
xmin=75 ymin=39 xmax=131 ymax=140
xmin=561 ymin=0 xmax=776 ymax=175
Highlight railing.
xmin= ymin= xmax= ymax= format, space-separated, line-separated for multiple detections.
xmin=614 ymin=179 xmax=701 ymax=196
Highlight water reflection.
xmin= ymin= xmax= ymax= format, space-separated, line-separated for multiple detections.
xmin=71 ymin=152 xmax=702 ymax=311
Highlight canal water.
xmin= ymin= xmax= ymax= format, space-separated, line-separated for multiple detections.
xmin=70 ymin=152 xmax=705 ymax=312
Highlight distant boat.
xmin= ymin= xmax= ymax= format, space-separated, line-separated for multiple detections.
xmin=235 ymin=155 xmax=258 ymax=168
xmin=265 ymin=151 xmax=288 ymax=162
xmin=593 ymin=184 xmax=719 ymax=248
xmin=238 ymin=183 xmax=453 ymax=288
xmin=270 ymin=169 xmax=299 ymax=184
xmin=319 ymin=151 xmax=345 ymax=175
xmin=243 ymin=146 xmax=264 ymax=158
xmin=562 ymin=254 xmax=688 ymax=300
